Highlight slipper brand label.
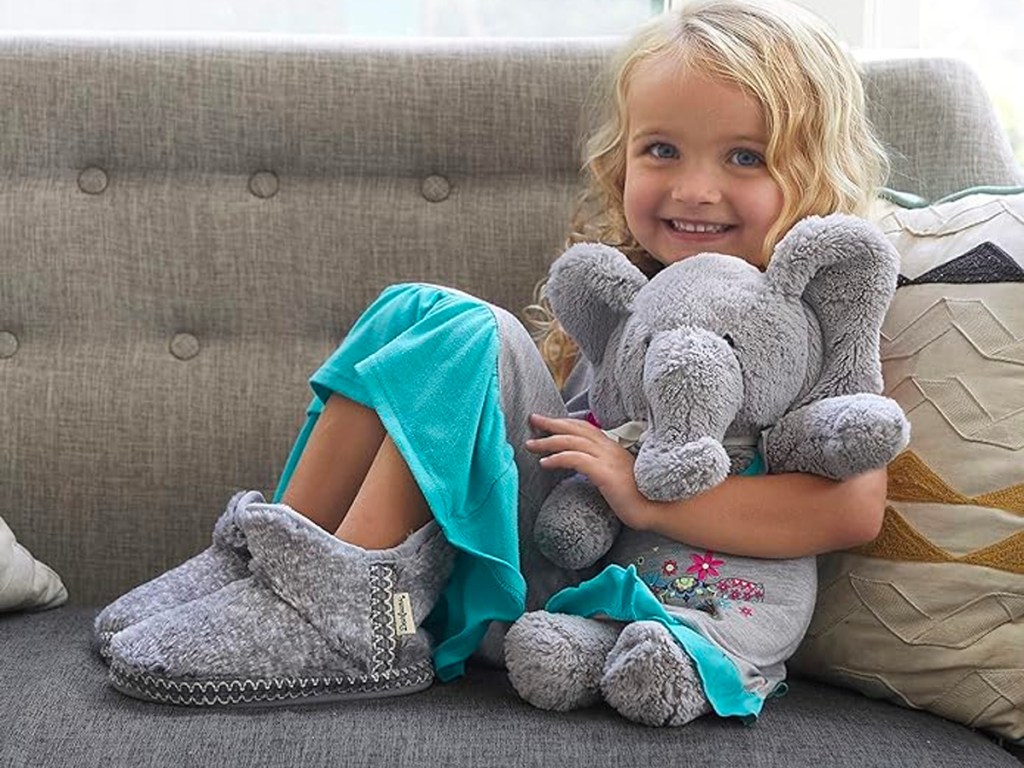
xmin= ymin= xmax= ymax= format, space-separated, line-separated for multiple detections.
xmin=392 ymin=592 xmax=416 ymax=636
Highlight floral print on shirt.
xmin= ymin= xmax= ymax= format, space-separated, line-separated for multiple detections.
xmin=632 ymin=548 xmax=765 ymax=618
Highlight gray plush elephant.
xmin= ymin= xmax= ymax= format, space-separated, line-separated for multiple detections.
xmin=504 ymin=214 xmax=910 ymax=727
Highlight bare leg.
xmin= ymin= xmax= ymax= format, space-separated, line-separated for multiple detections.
xmin=281 ymin=394 xmax=432 ymax=549
xmin=280 ymin=394 xmax=386 ymax=532
xmin=334 ymin=434 xmax=433 ymax=549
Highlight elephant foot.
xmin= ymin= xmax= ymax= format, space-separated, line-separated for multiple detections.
xmin=505 ymin=611 xmax=621 ymax=712
xmin=601 ymin=621 xmax=712 ymax=727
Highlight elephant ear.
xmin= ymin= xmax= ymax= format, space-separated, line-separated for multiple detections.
xmin=545 ymin=243 xmax=648 ymax=366
xmin=765 ymin=214 xmax=900 ymax=404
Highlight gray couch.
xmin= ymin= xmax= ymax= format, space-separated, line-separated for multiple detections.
xmin=2 ymin=35 xmax=1022 ymax=767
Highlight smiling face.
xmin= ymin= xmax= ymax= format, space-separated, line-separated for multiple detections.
xmin=622 ymin=55 xmax=784 ymax=268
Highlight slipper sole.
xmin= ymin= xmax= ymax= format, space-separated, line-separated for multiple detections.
xmin=108 ymin=657 xmax=434 ymax=707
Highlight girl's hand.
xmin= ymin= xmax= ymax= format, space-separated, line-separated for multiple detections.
xmin=525 ymin=414 xmax=652 ymax=530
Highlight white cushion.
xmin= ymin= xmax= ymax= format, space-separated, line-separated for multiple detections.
xmin=0 ymin=515 xmax=68 ymax=612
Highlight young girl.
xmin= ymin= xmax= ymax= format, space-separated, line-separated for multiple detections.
xmin=95 ymin=0 xmax=891 ymax=717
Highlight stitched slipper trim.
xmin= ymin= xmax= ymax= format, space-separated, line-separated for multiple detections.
xmin=96 ymin=630 xmax=117 ymax=661
xmin=108 ymin=658 xmax=434 ymax=707
xmin=369 ymin=562 xmax=397 ymax=676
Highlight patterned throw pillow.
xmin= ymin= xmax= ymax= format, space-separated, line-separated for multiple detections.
xmin=789 ymin=189 xmax=1024 ymax=744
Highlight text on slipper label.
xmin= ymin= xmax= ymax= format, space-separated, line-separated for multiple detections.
xmin=393 ymin=592 xmax=416 ymax=636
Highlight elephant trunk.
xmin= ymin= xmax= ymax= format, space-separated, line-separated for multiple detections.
xmin=635 ymin=327 xmax=743 ymax=501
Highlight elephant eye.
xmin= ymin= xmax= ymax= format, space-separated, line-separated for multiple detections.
xmin=722 ymin=333 xmax=736 ymax=348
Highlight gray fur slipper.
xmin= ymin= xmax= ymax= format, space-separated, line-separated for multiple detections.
xmin=107 ymin=503 xmax=455 ymax=707
xmin=93 ymin=490 xmax=264 ymax=661
xmin=600 ymin=621 xmax=712 ymax=727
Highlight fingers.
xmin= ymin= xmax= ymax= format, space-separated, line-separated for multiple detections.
xmin=524 ymin=434 xmax=598 ymax=456
xmin=535 ymin=450 xmax=597 ymax=474
xmin=529 ymin=413 xmax=601 ymax=437
xmin=526 ymin=414 xmax=607 ymax=459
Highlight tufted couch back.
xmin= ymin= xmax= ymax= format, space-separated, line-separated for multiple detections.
xmin=1 ymin=36 xmax=1022 ymax=604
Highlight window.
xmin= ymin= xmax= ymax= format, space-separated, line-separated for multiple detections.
xmin=920 ymin=0 xmax=1024 ymax=166
xmin=0 ymin=0 xmax=660 ymax=36
xmin=794 ymin=0 xmax=1024 ymax=168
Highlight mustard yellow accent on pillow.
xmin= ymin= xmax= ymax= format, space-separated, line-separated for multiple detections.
xmin=853 ymin=506 xmax=949 ymax=562
xmin=854 ymin=506 xmax=1024 ymax=576
xmin=888 ymin=451 xmax=1024 ymax=515
xmin=975 ymin=485 xmax=1024 ymax=515
xmin=962 ymin=533 xmax=1024 ymax=575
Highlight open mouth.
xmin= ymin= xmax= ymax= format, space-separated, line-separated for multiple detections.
xmin=665 ymin=220 xmax=735 ymax=234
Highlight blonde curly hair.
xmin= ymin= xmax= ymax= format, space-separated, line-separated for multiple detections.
xmin=530 ymin=0 xmax=889 ymax=386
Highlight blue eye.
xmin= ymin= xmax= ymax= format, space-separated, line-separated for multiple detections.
xmin=731 ymin=149 xmax=764 ymax=167
xmin=646 ymin=142 xmax=678 ymax=160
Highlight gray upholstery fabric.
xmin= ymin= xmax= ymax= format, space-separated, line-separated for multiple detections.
xmin=1 ymin=37 xmax=1021 ymax=608
xmin=0 ymin=608 xmax=1018 ymax=768
xmin=861 ymin=55 xmax=1024 ymax=199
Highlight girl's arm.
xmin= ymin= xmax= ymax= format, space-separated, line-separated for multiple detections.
xmin=527 ymin=414 xmax=888 ymax=560
xmin=633 ymin=468 xmax=888 ymax=559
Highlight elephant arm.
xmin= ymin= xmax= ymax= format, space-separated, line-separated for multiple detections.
xmin=762 ymin=393 xmax=910 ymax=479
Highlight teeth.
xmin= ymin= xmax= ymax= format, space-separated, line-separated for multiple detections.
xmin=669 ymin=221 xmax=729 ymax=234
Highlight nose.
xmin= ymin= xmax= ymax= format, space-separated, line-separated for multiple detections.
xmin=670 ymin=164 xmax=722 ymax=205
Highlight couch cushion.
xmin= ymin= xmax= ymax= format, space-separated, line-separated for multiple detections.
xmin=791 ymin=190 xmax=1024 ymax=743
xmin=0 ymin=608 xmax=1017 ymax=768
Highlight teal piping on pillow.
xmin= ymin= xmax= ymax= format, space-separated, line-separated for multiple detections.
xmin=881 ymin=185 xmax=1024 ymax=208
xmin=932 ymin=185 xmax=1024 ymax=204
xmin=879 ymin=187 xmax=929 ymax=208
